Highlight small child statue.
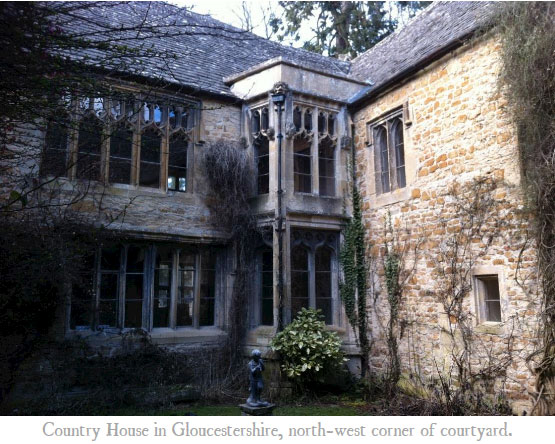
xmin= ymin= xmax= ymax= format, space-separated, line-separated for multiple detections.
xmin=246 ymin=349 xmax=269 ymax=407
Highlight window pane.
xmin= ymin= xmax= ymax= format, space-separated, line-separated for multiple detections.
xmin=374 ymin=125 xmax=389 ymax=194
xmin=99 ymin=272 xmax=118 ymax=328
xmin=177 ymin=251 xmax=195 ymax=327
xmin=291 ymin=246 xmax=309 ymax=321
xmin=125 ymin=274 xmax=143 ymax=328
xmin=486 ymin=301 xmax=502 ymax=322
xmin=70 ymin=254 xmax=95 ymax=330
xmin=319 ymin=139 xmax=335 ymax=197
xmin=176 ymin=294 xmax=193 ymax=326
xmin=261 ymin=249 xmax=273 ymax=326
xmin=482 ymin=277 xmax=501 ymax=322
xmin=41 ymin=119 xmax=68 ymax=177
xmin=126 ymin=246 xmax=145 ymax=272
xmin=101 ymin=245 xmax=120 ymax=270
xmin=109 ymin=125 xmax=133 ymax=184
xmin=291 ymin=246 xmax=308 ymax=271
xmin=200 ymin=250 xmax=216 ymax=326
xmin=153 ymin=247 xmax=172 ymax=328
xmin=168 ymin=136 xmax=188 ymax=192
xmin=294 ymin=138 xmax=311 ymax=193
xmin=153 ymin=288 xmax=170 ymax=328
xmin=256 ymin=138 xmax=269 ymax=195
xmin=392 ymin=119 xmax=406 ymax=189
xmin=315 ymin=247 xmax=332 ymax=324
xmin=76 ymin=116 xmax=103 ymax=180
xmin=140 ymin=129 xmax=161 ymax=188
xmin=316 ymin=298 xmax=331 ymax=324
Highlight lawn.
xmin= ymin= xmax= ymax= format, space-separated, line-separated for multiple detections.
xmin=112 ymin=401 xmax=362 ymax=416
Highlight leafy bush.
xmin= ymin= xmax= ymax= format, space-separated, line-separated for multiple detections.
xmin=271 ymin=308 xmax=345 ymax=382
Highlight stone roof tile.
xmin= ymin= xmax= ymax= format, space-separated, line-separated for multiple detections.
xmin=59 ymin=1 xmax=351 ymax=98
xmin=350 ymin=1 xmax=499 ymax=98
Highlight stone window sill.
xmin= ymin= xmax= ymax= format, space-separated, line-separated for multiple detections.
xmin=475 ymin=321 xmax=504 ymax=335
xmin=371 ymin=187 xmax=411 ymax=208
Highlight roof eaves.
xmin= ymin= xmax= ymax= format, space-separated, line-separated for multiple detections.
xmin=348 ymin=28 xmax=486 ymax=111
xmin=224 ymin=56 xmax=369 ymax=87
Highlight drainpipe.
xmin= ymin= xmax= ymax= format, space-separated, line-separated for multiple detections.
xmin=271 ymin=83 xmax=287 ymax=332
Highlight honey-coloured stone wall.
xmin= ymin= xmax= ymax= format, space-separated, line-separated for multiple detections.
xmin=352 ymin=34 xmax=540 ymax=412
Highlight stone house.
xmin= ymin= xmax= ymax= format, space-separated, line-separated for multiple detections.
xmin=29 ymin=1 xmax=541 ymax=410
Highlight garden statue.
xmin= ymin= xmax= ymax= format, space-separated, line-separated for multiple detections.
xmin=247 ymin=349 xmax=269 ymax=407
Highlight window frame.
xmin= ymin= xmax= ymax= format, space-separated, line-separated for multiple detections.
xmin=473 ymin=274 xmax=503 ymax=324
xmin=250 ymin=105 xmax=271 ymax=196
xmin=368 ymin=109 xmax=406 ymax=196
xmin=69 ymin=243 xmax=220 ymax=332
xmin=40 ymin=90 xmax=199 ymax=194
xmin=289 ymin=229 xmax=339 ymax=325
xmin=291 ymin=103 xmax=338 ymax=197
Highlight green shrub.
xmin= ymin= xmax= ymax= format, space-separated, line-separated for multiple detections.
xmin=271 ymin=308 xmax=346 ymax=382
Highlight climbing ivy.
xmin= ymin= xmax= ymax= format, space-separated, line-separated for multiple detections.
xmin=339 ymin=157 xmax=369 ymax=376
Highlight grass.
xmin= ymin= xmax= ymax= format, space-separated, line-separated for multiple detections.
xmin=110 ymin=403 xmax=360 ymax=416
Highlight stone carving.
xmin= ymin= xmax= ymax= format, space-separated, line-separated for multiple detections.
xmin=341 ymin=135 xmax=352 ymax=150
xmin=272 ymin=81 xmax=289 ymax=95
xmin=246 ymin=349 xmax=269 ymax=407
xmin=264 ymin=127 xmax=275 ymax=140
xmin=285 ymin=122 xmax=297 ymax=140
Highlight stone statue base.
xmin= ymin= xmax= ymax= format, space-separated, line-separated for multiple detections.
xmin=239 ymin=403 xmax=276 ymax=416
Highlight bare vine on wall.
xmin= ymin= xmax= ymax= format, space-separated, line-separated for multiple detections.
xmin=431 ymin=177 xmax=514 ymax=397
xmin=202 ymin=140 xmax=260 ymax=386
xmin=379 ymin=212 xmax=421 ymax=393
xmin=497 ymin=1 xmax=555 ymax=414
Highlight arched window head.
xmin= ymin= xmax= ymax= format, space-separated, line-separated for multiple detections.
xmin=318 ymin=112 xmax=326 ymax=134
xmin=374 ymin=125 xmax=390 ymax=194
xmin=293 ymin=106 xmax=302 ymax=132
xmin=251 ymin=110 xmax=260 ymax=134
xmin=391 ymin=118 xmax=405 ymax=189
xmin=372 ymin=111 xmax=406 ymax=195
xmin=261 ymin=107 xmax=269 ymax=131
xmin=304 ymin=109 xmax=312 ymax=132
xmin=327 ymin=114 xmax=335 ymax=136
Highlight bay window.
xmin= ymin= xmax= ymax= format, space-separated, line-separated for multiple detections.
xmin=70 ymin=243 xmax=219 ymax=331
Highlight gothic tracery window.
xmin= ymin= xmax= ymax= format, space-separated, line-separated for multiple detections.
xmin=292 ymin=104 xmax=337 ymax=197
xmin=252 ymin=106 xmax=270 ymax=195
xmin=290 ymin=230 xmax=338 ymax=324
xmin=40 ymin=91 xmax=197 ymax=193
xmin=371 ymin=111 xmax=406 ymax=195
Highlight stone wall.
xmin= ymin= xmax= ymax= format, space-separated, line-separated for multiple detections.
xmin=352 ymin=34 xmax=539 ymax=411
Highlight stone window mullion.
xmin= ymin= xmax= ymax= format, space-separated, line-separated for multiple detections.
xmin=387 ymin=120 xmax=398 ymax=191
xmin=161 ymin=119 xmax=169 ymax=192
xmin=193 ymin=252 xmax=201 ymax=329
xmin=118 ymin=246 xmax=127 ymax=329
xmin=311 ymin=106 xmax=319 ymax=195
xmin=308 ymin=248 xmax=316 ymax=310
xmin=131 ymin=116 xmax=141 ymax=185
xmin=170 ymin=249 xmax=179 ymax=329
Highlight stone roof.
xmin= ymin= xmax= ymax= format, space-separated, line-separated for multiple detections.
xmin=57 ymin=1 xmax=500 ymax=102
xmin=57 ymin=1 xmax=351 ymax=98
xmin=349 ymin=1 xmax=499 ymax=104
